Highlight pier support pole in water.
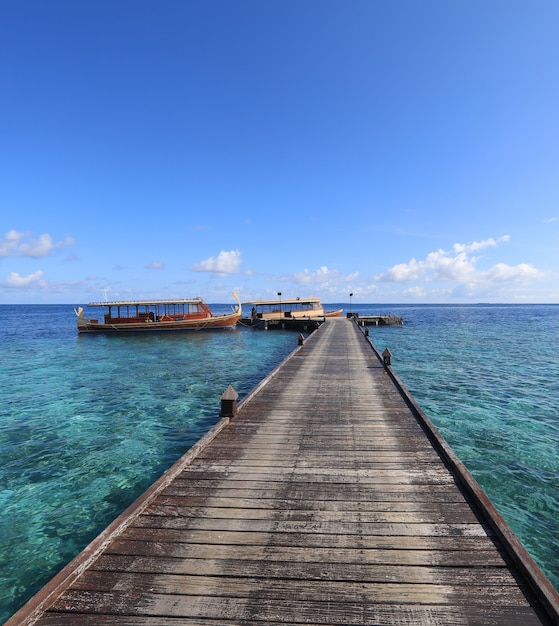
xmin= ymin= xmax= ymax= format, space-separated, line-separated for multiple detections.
xmin=298 ymin=333 xmax=305 ymax=346
xmin=220 ymin=385 xmax=239 ymax=417
xmin=382 ymin=348 xmax=392 ymax=367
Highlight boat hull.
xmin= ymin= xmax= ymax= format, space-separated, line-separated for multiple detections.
xmin=323 ymin=309 xmax=343 ymax=318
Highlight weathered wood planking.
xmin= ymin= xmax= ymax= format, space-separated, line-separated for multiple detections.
xmin=7 ymin=318 xmax=559 ymax=625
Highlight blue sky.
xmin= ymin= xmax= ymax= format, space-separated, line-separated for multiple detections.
xmin=1 ymin=1 xmax=558 ymax=304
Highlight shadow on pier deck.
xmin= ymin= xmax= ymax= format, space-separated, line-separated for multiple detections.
xmin=7 ymin=318 xmax=559 ymax=625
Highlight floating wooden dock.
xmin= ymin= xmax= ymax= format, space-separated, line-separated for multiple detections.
xmin=8 ymin=318 xmax=559 ymax=625
xmin=348 ymin=312 xmax=405 ymax=326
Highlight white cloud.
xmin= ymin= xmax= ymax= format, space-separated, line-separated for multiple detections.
xmin=484 ymin=262 xmax=542 ymax=282
xmin=291 ymin=266 xmax=359 ymax=286
xmin=145 ymin=261 xmax=165 ymax=270
xmin=0 ymin=230 xmax=25 ymax=256
xmin=375 ymin=236 xmax=543 ymax=289
xmin=380 ymin=258 xmax=425 ymax=282
xmin=401 ymin=285 xmax=428 ymax=298
xmin=452 ymin=235 xmax=509 ymax=255
xmin=3 ymin=270 xmax=46 ymax=287
xmin=190 ymin=249 xmax=242 ymax=275
xmin=0 ymin=230 xmax=74 ymax=258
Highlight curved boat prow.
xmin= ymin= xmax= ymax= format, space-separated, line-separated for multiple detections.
xmin=232 ymin=292 xmax=242 ymax=316
xmin=74 ymin=306 xmax=89 ymax=331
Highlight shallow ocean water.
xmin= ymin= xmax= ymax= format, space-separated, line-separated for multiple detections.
xmin=1 ymin=303 xmax=558 ymax=622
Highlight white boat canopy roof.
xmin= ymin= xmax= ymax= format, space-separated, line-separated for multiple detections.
xmin=87 ymin=298 xmax=204 ymax=307
xmin=242 ymin=297 xmax=321 ymax=306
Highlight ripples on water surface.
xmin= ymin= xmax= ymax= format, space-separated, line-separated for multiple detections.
xmin=1 ymin=303 xmax=558 ymax=621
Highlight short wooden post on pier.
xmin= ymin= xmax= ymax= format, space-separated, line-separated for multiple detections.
xmin=382 ymin=347 xmax=392 ymax=366
xmin=298 ymin=333 xmax=304 ymax=346
xmin=220 ymin=384 xmax=238 ymax=417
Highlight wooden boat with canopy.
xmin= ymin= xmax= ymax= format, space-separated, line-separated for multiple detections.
xmin=75 ymin=293 xmax=241 ymax=333
xmin=240 ymin=296 xmax=342 ymax=327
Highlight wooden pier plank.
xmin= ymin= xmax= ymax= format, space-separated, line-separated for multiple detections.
xmin=40 ymin=597 xmax=544 ymax=626
xmin=8 ymin=318 xmax=559 ymax=625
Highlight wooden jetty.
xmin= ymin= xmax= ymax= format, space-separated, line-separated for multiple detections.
xmin=7 ymin=318 xmax=559 ymax=625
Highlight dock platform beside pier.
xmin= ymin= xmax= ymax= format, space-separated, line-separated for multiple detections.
xmin=348 ymin=312 xmax=405 ymax=326
xmin=8 ymin=318 xmax=559 ymax=625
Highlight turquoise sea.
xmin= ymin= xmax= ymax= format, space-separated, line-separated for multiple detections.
xmin=1 ymin=303 xmax=558 ymax=623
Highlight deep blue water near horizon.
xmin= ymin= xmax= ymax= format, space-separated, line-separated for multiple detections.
xmin=1 ymin=303 xmax=558 ymax=622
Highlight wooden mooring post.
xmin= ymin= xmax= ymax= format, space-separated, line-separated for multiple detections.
xmin=220 ymin=384 xmax=238 ymax=417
